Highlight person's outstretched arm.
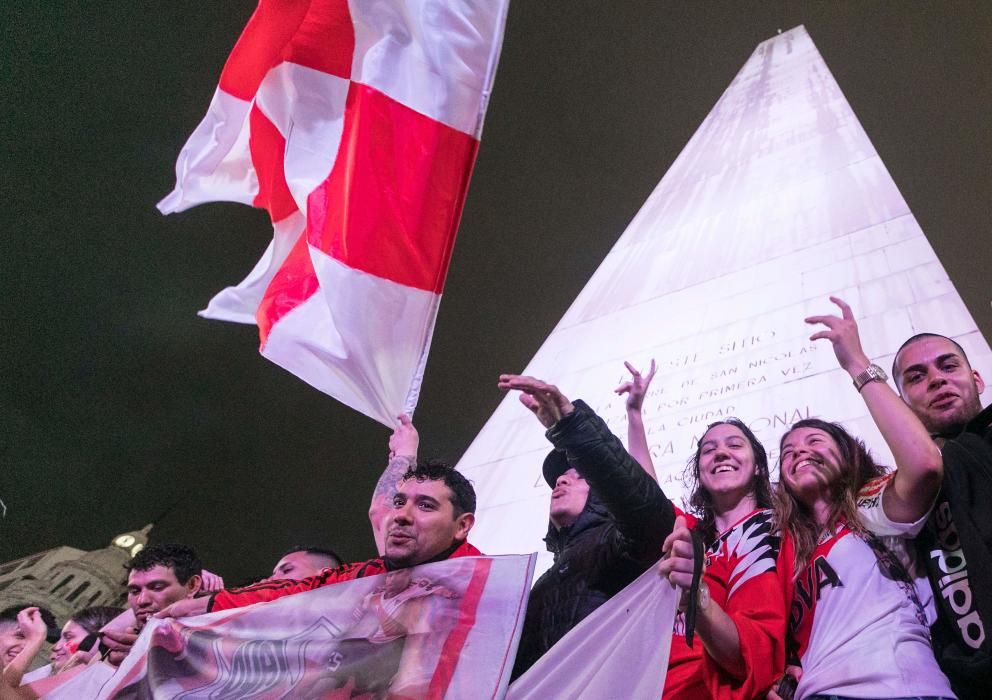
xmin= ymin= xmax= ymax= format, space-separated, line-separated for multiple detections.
xmin=498 ymin=374 xmax=676 ymax=551
xmin=157 ymin=558 xmax=387 ymax=616
xmin=807 ymin=296 xmax=942 ymax=523
xmin=2 ymin=608 xmax=48 ymax=688
xmin=369 ymin=415 xmax=418 ymax=555
xmin=615 ymin=359 xmax=659 ymax=481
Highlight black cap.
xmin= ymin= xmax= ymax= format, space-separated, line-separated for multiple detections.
xmin=542 ymin=449 xmax=570 ymax=488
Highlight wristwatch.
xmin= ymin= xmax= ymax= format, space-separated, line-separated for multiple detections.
xmin=852 ymin=363 xmax=888 ymax=392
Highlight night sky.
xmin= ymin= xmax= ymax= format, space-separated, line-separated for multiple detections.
xmin=3 ymin=2 xmax=990 ymax=583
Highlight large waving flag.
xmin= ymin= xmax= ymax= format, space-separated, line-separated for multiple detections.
xmin=159 ymin=0 xmax=510 ymax=425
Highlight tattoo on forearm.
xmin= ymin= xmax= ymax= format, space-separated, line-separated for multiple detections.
xmin=373 ymin=455 xmax=415 ymax=500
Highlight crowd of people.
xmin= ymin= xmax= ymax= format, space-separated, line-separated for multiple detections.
xmin=1 ymin=296 xmax=990 ymax=699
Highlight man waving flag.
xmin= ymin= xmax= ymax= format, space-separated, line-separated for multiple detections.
xmin=159 ymin=0 xmax=510 ymax=426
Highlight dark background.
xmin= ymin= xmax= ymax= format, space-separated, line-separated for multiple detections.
xmin=3 ymin=2 xmax=990 ymax=583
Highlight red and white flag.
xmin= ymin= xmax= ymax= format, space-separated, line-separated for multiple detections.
xmin=159 ymin=0 xmax=510 ymax=425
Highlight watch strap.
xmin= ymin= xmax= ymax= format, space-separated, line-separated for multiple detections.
xmin=853 ymin=363 xmax=887 ymax=392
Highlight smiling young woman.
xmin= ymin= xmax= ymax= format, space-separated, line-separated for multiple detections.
xmin=657 ymin=417 xmax=786 ymax=699
xmin=768 ymin=298 xmax=953 ymax=700
xmin=616 ymin=356 xmax=787 ymax=699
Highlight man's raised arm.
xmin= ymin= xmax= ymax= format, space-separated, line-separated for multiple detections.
xmin=370 ymin=415 xmax=418 ymax=556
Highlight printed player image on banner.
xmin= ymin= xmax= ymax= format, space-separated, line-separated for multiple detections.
xmin=97 ymin=555 xmax=535 ymax=700
xmin=458 ymin=25 xmax=992 ymax=575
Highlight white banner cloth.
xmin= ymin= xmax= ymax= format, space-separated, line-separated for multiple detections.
xmin=507 ymin=563 xmax=678 ymax=700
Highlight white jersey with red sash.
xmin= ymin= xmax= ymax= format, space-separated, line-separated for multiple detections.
xmin=787 ymin=475 xmax=954 ymax=699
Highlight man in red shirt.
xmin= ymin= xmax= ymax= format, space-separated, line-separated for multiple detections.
xmin=159 ymin=462 xmax=480 ymax=618
xmin=269 ymin=546 xmax=342 ymax=582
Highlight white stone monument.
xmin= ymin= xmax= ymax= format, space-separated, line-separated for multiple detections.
xmin=458 ymin=26 xmax=992 ymax=575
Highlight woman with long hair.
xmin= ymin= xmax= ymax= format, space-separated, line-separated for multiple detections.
xmin=50 ymin=606 xmax=123 ymax=673
xmin=620 ymin=363 xmax=788 ymax=698
xmin=770 ymin=297 xmax=952 ymax=700
xmin=20 ymin=605 xmax=123 ymax=684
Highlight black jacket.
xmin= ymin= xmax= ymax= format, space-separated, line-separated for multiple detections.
xmin=918 ymin=404 xmax=992 ymax=700
xmin=511 ymin=400 xmax=676 ymax=680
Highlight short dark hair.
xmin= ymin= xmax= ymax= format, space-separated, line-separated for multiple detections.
xmin=402 ymin=461 xmax=476 ymax=517
xmin=281 ymin=545 xmax=342 ymax=568
xmin=128 ymin=544 xmax=202 ymax=584
xmin=892 ymin=333 xmax=971 ymax=388
xmin=0 ymin=605 xmax=59 ymax=643
xmin=70 ymin=606 xmax=124 ymax=635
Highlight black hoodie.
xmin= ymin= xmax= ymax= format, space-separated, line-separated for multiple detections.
xmin=917 ymin=404 xmax=992 ymax=699
xmin=510 ymin=400 xmax=676 ymax=680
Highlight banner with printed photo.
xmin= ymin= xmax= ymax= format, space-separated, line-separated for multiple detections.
xmin=96 ymin=555 xmax=534 ymax=699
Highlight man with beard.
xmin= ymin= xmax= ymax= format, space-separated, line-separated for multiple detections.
xmin=891 ymin=333 xmax=992 ymax=699
xmin=147 ymin=463 xmax=478 ymax=698
xmin=159 ymin=462 xmax=479 ymax=617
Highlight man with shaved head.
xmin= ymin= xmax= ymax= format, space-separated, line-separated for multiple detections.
xmin=892 ymin=332 xmax=992 ymax=699
xmin=270 ymin=546 xmax=342 ymax=581
xmin=893 ymin=333 xmax=985 ymax=438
